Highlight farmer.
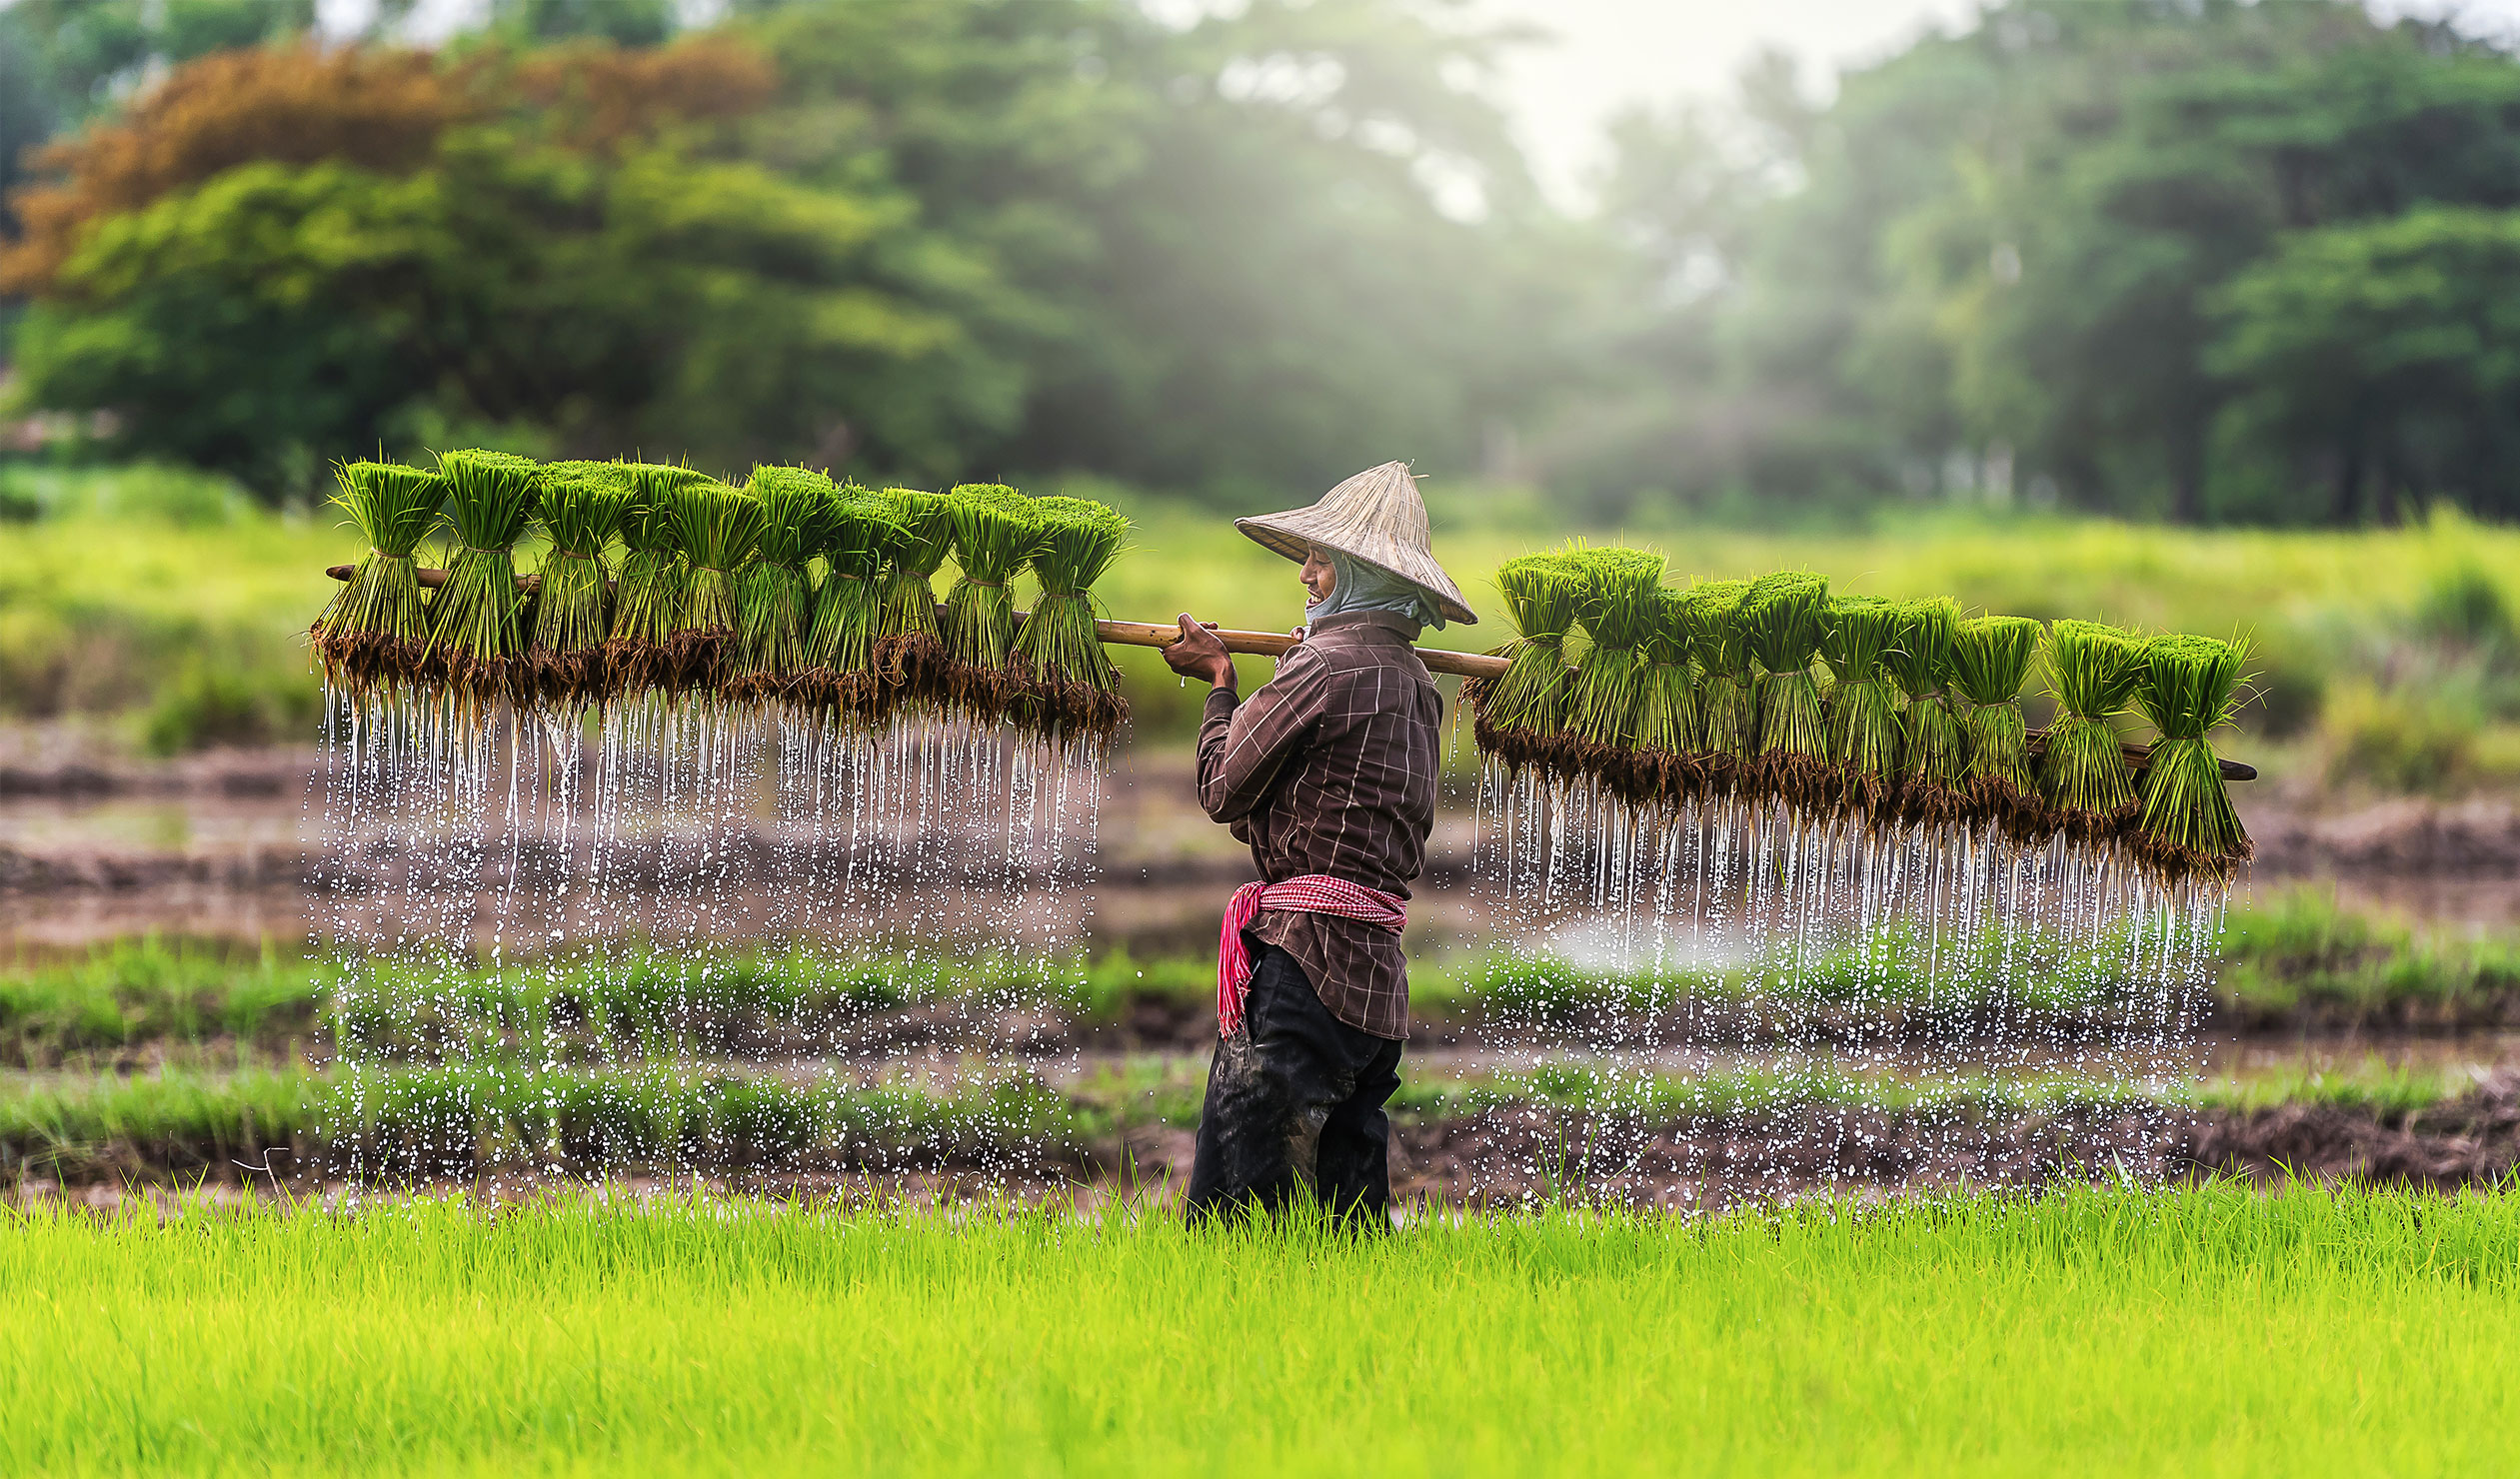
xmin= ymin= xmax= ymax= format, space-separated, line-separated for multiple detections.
xmin=1160 ymin=461 xmax=1477 ymax=1224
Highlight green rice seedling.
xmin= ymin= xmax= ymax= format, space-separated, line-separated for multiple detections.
xmin=1632 ymin=584 xmax=1702 ymax=769
xmin=2132 ymin=633 xmax=2252 ymax=879
xmin=529 ymin=460 xmax=632 ymax=707
xmin=1886 ymin=597 xmax=1969 ymax=821
xmin=1952 ymin=615 xmax=2044 ymax=822
xmin=941 ymin=483 xmax=1044 ymax=720
xmin=1741 ymin=570 xmax=1831 ymax=806
xmin=732 ymin=465 xmax=836 ymax=704
xmin=313 ymin=459 xmax=444 ymax=696
xmin=2039 ymin=619 xmax=2147 ymax=838
xmin=1567 ymin=547 xmax=1666 ymax=747
xmin=801 ymin=486 xmax=905 ymax=728
xmin=1013 ymin=495 xmax=1132 ymax=743
xmin=1821 ymin=595 xmax=1904 ymax=810
xmin=1683 ymin=580 xmax=1755 ymax=792
xmin=664 ymin=479 xmax=767 ymax=699
xmin=423 ymin=449 xmax=542 ymax=708
xmin=1476 ymin=553 xmax=1585 ymax=755
xmin=874 ymin=486 xmax=958 ymax=710
xmin=607 ymin=462 xmax=710 ymax=694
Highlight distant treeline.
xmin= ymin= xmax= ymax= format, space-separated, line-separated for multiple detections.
xmin=4 ymin=0 xmax=2520 ymax=525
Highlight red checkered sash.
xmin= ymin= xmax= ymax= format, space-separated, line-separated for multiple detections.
xmin=1216 ymin=874 xmax=1407 ymax=1038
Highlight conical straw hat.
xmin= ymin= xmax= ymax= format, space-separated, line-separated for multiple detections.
xmin=1234 ymin=461 xmax=1478 ymax=626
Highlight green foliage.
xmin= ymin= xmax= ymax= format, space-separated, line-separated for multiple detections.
xmin=531 ymin=460 xmax=630 ymax=660
xmin=735 ymin=465 xmax=835 ymax=679
xmin=804 ymin=486 xmax=905 ymax=684
xmin=140 ymin=659 xmax=322 ymax=753
xmin=2134 ymin=634 xmax=2250 ymax=861
xmin=665 ymin=480 xmax=765 ymax=638
xmin=876 ymin=487 xmax=956 ymax=645
xmin=2040 ymin=619 xmax=2145 ymax=815
xmin=424 ymin=449 xmax=540 ymax=666
xmin=1741 ymin=571 xmax=1828 ymax=762
xmin=1631 ymin=585 xmax=1700 ymax=755
xmin=1886 ymin=597 xmax=1964 ymax=788
xmin=1015 ymin=495 xmax=1130 ymax=696
xmin=1952 ymin=616 xmax=2041 ymax=791
xmin=1682 ymin=579 xmax=1755 ymax=756
xmin=1821 ymin=595 xmax=1902 ymax=783
xmin=317 ymin=460 xmax=442 ymax=645
xmin=1566 ymin=547 xmax=1666 ymax=745
xmin=1485 ymin=552 xmax=1584 ymax=735
xmin=941 ymin=483 xmax=1040 ymax=673
xmin=609 ymin=462 xmax=706 ymax=648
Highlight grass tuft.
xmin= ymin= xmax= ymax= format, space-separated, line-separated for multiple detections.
xmin=1013 ymin=495 xmax=1132 ymax=740
xmin=2133 ymin=633 xmax=2252 ymax=872
xmin=1822 ymin=595 xmax=1904 ymax=800
xmin=1567 ymin=546 xmax=1667 ymax=745
xmin=422 ymin=450 xmax=541 ymax=699
xmin=1742 ymin=571 xmax=1831 ymax=793
xmin=1952 ymin=615 xmax=2042 ymax=801
xmin=2039 ymin=618 xmax=2146 ymax=823
xmin=734 ymin=466 xmax=836 ymax=691
xmin=941 ymin=484 xmax=1043 ymax=716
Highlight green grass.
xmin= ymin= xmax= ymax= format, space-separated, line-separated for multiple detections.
xmin=2 ymin=1184 xmax=2517 ymax=1475
xmin=4 ymin=893 xmax=2513 ymax=1072
xmin=2219 ymin=887 xmax=2520 ymax=1024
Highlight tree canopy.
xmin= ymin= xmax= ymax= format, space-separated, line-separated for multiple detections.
xmin=5 ymin=0 xmax=2520 ymax=524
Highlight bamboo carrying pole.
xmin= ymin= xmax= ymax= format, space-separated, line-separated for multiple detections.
xmin=323 ymin=564 xmax=2256 ymax=779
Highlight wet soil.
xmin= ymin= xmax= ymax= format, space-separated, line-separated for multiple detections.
xmin=18 ymin=1072 xmax=2515 ymax=1210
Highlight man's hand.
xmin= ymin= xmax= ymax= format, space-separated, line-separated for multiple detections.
xmin=1163 ymin=614 xmax=1237 ymax=691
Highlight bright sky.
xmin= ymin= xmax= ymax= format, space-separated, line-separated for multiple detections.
xmin=1472 ymin=0 xmax=2520 ymax=204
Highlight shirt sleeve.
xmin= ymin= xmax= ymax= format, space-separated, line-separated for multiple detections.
xmin=1195 ymin=646 xmax=1328 ymax=824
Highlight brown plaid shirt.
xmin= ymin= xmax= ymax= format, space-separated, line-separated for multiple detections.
xmin=1197 ymin=610 xmax=1443 ymax=1039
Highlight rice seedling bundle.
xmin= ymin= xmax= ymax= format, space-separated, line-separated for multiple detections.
xmin=1567 ymin=547 xmax=1667 ymax=751
xmin=2039 ymin=619 xmax=2147 ymax=839
xmin=732 ymin=466 xmax=835 ymax=703
xmin=1820 ymin=595 xmax=1903 ymax=810
xmin=1951 ymin=615 xmax=2043 ymax=821
xmin=663 ymin=479 xmax=766 ymax=698
xmin=941 ymin=483 xmax=1044 ymax=720
xmin=314 ymin=459 xmax=444 ymax=696
xmin=1885 ymin=597 xmax=1968 ymax=821
xmin=874 ymin=487 xmax=958 ymax=708
xmin=2131 ymin=634 xmax=2252 ymax=879
xmin=1012 ymin=495 xmax=1132 ymax=742
xmin=1741 ymin=571 xmax=1831 ymax=805
xmin=529 ymin=460 xmax=632 ymax=706
xmin=1683 ymin=581 xmax=1755 ymax=791
xmin=801 ymin=486 xmax=905 ymax=728
xmin=424 ymin=449 xmax=542 ymax=708
xmin=1474 ymin=552 xmax=1585 ymax=753
xmin=1631 ymin=584 xmax=1702 ymax=765
xmin=609 ymin=463 xmax=709 ymax=694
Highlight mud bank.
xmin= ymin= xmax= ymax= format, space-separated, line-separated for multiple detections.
xmin=17 ymin=1073 xmax=2514 ymax=1209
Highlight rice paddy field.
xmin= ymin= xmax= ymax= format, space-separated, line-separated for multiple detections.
xmin=5 ymin=464 xmax=2518 ymax=1472
xmin=5 ymin=1184 xmax=2516 ymax=1476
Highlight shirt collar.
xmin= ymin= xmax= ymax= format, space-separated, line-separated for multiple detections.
xmin=1305 ymin=610 xmax=1422 ymax=642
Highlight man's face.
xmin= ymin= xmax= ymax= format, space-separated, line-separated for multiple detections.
xmin=1300 ymin=548 xmax=1336 ymax=608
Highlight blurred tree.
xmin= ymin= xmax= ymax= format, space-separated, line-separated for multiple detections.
xmin=4 ymin=37 xmax=1026 ymax=494
xmin=738 ymin=0 xmax=1569 ymax=503
xmin=2210 ymin=206 xmax=2520 ymax=524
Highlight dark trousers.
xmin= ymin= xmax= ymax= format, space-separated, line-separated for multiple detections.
xmin=1185 ymin=942 xmax=1404 ymax=1225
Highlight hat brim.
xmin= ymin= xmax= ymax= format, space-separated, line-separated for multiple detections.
xmin=1235 ymin=515 xmax=1479 ymax=627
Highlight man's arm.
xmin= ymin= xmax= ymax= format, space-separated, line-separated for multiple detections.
xmin=1192 ymin=639 xmax=1326 ymax=825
